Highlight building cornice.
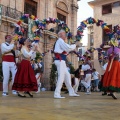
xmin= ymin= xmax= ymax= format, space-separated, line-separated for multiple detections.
xmin=71 ymin=4 xmax=79 ymax=12
xmin=2 ymin=15 xmax=28 ymax=27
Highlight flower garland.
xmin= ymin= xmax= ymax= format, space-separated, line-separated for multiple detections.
xmin=59 ymin=18 xmax=120 ymax=63
xmin=76 ymin=17 xmax=120 ymax=63
xmin=14 ymin=15 xmax=120 ymax=64
xmin=13 ymin=14 xmax=73 ymax=42
xmin=76 ymin=17 xmax=112 ymax=41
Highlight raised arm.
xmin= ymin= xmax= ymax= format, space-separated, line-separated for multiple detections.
xmin=59 ymin=39 xmax=76 ymax=52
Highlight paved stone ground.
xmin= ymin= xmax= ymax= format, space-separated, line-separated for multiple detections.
xmin=0 ymin=91 xmax=120 ymax=120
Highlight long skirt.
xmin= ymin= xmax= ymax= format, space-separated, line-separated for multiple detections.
xmin=102 ymin=60 xmax=120 ymax=92
xmin=12 ymin=59 xmax=38 ymax=91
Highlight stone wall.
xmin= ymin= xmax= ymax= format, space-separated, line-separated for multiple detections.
xmin=90 ymin=0 xmax=120 ymax=74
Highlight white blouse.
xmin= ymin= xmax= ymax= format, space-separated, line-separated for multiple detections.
xmin=21 ymin=47 xmax=34 ymax=58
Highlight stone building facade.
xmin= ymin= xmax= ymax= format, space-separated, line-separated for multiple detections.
xmin=89 ymin=0 xmax=120 ymax=74
xmin=0 ymin=0 xmax=80 ymax=89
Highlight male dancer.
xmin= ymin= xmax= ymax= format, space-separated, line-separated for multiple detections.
xmin=54 ymin=29 xmax=79 ymax=98
xmin=1 ymin=35 xmax=17 ymax=96
xmin=81 ymin=57 xmax=92 ymax=95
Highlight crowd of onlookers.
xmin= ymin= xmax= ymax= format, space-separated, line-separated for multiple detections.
xmin=63 ymin=57 xmax=109 ymax=94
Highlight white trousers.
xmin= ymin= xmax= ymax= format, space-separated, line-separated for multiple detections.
xmin=35 ymin=73 xmax=41 ymax=92
xmin=2 ymin=61 xmax=17 ymax=93
xmin=36 ymin=73 xmax=41 ymax=84
xmin=81 ymin=74 xmax=91 ymax=92
xmin=73 ymin=78 xmax=80 ymax=93
xmin=54 ymin=60 xmax=75 ymax=97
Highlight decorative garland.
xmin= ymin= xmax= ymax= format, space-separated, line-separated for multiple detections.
xmin=14 ymin=15 xmax=120 ymax=64
xmin=76 ymin=17 xmax=120 ymax=64
xmin=13 ymin=14 xmax=73 ymax=42
xmin=76 ymin=17 xmax=113 ymax=41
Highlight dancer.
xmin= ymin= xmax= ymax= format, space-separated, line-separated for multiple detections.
xmin=73 ymin=65 xmax=82 ymax=93
xmin=102 ymin=38 xmax=120 ymax=99
xmin=54 ymin=29 xmax=80 ymax=98
xmin=1 ymin=35 xmax=17 ymax=96
xmin=81 ymin=57 xmax=92 ymax=95
xmin=12 ymin=38 xmax=38 ymax=97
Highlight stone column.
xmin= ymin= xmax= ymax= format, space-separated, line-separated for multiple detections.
xmin=70 ymin=1 xmax=79 ymax=68
xmin=71 ymin=2 xmax=78 ymax=35
xmin=42 ymin=31 xmax=57 ymax=90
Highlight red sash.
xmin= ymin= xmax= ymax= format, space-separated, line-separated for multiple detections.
xmin=2 ymin=55 xmax=15 ymax=62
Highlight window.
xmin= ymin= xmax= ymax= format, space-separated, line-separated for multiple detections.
xmin=57 ymin=13 xmax=66 ymax=23
xmin=102 ymin=4 xmax=112 ymax=15
xmin=24 ymin=0 xmax=37 ymax=23
xmin=112 ymin=1 xmax=120 ymax=7
xmin=102 ymin=25 xmax=112 ymax=43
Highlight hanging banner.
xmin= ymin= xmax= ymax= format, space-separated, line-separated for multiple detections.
xmin=0 ymin=5 xmax=2 ymax=25
xmin=28 ymin=18 xmax=37 ymax=40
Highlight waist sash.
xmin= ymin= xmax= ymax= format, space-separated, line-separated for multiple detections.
xmin=2 ymin=55 xmax=15 ymax=62
xmin=54 ymin=51 xmax=67 ymax=61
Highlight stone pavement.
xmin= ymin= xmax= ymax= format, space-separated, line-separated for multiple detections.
xmin=0 ymin=91 xmax=120 ymax=120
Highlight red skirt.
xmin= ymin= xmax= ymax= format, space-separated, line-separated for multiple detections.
xmin=102 ymin=60 xmax=120 ymax=92
xmin=12 ymin=59 xmax=38 ymax=91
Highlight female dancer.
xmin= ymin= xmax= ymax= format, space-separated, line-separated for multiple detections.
xmin=102 ymin=38 xmax=120 ymax=99
xmin=12 ymin=38 xmax=38 ymax=97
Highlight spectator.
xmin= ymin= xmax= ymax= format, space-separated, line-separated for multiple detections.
xmin=92 ymin=68 xmax=100 ymax=92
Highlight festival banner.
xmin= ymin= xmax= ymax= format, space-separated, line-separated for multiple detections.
xmin=28 ymin=18 xmax=37 ymax=40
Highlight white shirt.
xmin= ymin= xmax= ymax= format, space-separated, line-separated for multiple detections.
xmin=54 ymin=38 xmax=76 ymax=53
xmin=92 ymin=71 xmax=99 ymax=79
xmin=34 ymin=63 xmax=42 ymax=70
xmin=37 ymin=63 xmax=42 ymax=68
xmin=34 ymin=63 xmax=38 ymax=70
xmin=1 ymin=42 xmax=14 ymax=54
xmin=21 ymin=47 xmax=34 ymax=58
xmin=82 ymin=64 xmax=90 ymax=71
xmin=102 ymin=62 xmax=108 ymax=71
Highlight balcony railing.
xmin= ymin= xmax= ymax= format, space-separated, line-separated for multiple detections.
xmin=1 ymin=4 xmax=23 ymax=20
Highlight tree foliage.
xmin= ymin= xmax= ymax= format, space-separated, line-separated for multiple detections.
xmin=50 ymin=63 xmax=57 ymax=88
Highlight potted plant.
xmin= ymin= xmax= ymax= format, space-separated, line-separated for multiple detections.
xmin=50 ymin=63 xmax=57 ymax=91
xmin=69 ymin=64 xmax=75 ymax=74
